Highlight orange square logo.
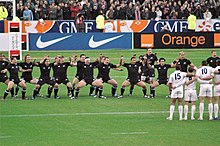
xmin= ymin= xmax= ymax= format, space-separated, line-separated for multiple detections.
xmin=214 ymin=33 xmax=220 ymax=47
xmin=141 ymin=34 xmax=154 ymax=48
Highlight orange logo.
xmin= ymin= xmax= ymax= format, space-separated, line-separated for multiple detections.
xmin=141 ymin=34 xmax=154 ymax=48
xmin=214 ymin=33 xmax=220 ymax=47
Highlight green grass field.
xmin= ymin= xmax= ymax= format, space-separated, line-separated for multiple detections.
xmin=0 ymin=49 xmax=220 ymax=146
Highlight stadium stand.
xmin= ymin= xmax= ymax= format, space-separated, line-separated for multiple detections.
xmin=1 ymin=0 xmax=220 ymax=20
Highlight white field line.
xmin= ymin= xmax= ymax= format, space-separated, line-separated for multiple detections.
xmin=112 ymin=132 xmax=149 ymax=135
xmin=0 ymin=136 xmax=12 ymax=139
xmin=0 ymin=111 xmax=169 ymax=118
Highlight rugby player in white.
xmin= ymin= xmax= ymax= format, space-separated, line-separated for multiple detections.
xmin=196 ymin=60 xmax=219 ymax=121
xmin=167 ymin=65 xmax=190 ymax=120
xmin=213 ymin=60 xmax=220 ymax=120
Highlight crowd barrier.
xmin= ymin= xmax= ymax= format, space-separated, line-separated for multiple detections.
xmin=1 ymin=19 xmax=220 ymax=33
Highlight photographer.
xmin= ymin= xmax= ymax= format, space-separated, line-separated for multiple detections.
xmin=194 ymin=4 xmax=204 ymax=19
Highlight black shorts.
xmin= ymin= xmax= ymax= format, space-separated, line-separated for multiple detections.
xmin=84 ymin=78 xmax=95 ymax=85
xmin=99 ymin=77 xmax=111 ymax=83
xmin=149 ymin=68 xmax=155 ymax=77
xmin=75 ymin=75 xmax=83 ymax=81
xmin=21 ymin=76 xmax=33 ymax=83
xmin=158 ymin=79 xmax=168 ymax=85
xmin=0 ymin=75 xmax=8 ymax=83
xmin=10 ymin=78 xmax=21 ymax=84
xmin=38 ymin=78 xmax=55 ymax=86
xmin=127 ymin=78 xmax=141 ymax=85
xmin=54 ymin=77 xmax=70 ymax=85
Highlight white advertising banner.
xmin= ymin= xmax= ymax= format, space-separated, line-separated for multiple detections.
xmin=0 ymin=34 xmax=9 ymax=51
xmin=196 ymin=19 xmax=220 ymax=32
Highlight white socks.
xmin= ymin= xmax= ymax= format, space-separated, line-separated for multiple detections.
xmin=214 ymin=104 xmax=219 ymax=118
xmin=178 ymin=105 xmax=183 ymax=120
xmin=184 ymin=105 xmax=188 ymax=119
xmin=191 ymin=105 xmax=196 ymax=119
xmin=208 ymin=103 xmax=213 ymax=119
xmin=169 ymin=105 xmax=175 ymax=119
xmin=199 ymin=103 xmax=204 ymax=119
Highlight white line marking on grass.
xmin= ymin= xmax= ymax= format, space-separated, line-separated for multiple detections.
xmin=0 ymin=136 xmax=12 ymax=139
xmin=112 ymin=132 xmax=148 ymax=135
xmin=0 ymin=111 xmax=169 ymax=118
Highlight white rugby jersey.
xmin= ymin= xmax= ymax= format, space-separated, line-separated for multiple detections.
xmin=196 ymin=66 xmax=215 ymax=83
xmin=185 ymin=76 xmax=197 ymax=90
xmin=169 ymin=70 xmax=187 ymax=88
xmin=214 ymin=66 xmax=220 ymax=83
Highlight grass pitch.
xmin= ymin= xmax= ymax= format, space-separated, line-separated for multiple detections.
xmin=0 ymin=49 xmax=220 ymax=146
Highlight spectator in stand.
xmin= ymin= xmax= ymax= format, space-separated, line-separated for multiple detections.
xmin=148 ymin=6 xmax=156 ymax=20
xmin=194 ymin=4 xmax=204 ymax=19
xmin=203 ymin=8 xmax=212 ymax=21
xmin=91 ymin=0 xmax=100 ymax=20
xmin=83 ymin=2 xmax=91 ymax=20
xmin=170 ymin=9 xmax=178 ymax=19
xmin=76 ymin=13 xmax=84 ymax=32
xmin=41 ymin=3 xmax=49 ymax=20
xmin=57 ymin=6 xmax=63 ymax=20
xmin=23 ymin=6 xmax=33 ymax=20
xmin=49 ymin=2 xmax=57 ymax=20
xmin=63 ymin=3 xmax=70 ymax=20
xmin=155 ymin=7 xmax=162 ymax=20
xmin=178 ymin=6 xmax=189 ymax=19
xmin=70 ymin=1 xmax=79 ymax=20
xmin=106 ymin=6 xmax=114 ymax=20
xmin=209 ymin=5 xmax=217 ymax=18
xmin=142 ymin=7 xmax=149 ymax=20
xmin=114 ymin=5 xmax=121 ymax=19
xmin=33 ymin=4 xmax=40 ymax=20
xmin=16 ymin=4 xmax=24 ymax=19
xmin=162 ymin=8 xmax=169 ymax=19
xmin=216 ymin=1 xmax=220 ymax=18
xmin=120 ymin=2 xmax=127 ymax=20
xmin=126 ymin=2 xmax=134 ymax=20
xmin=134 ymin=6 xmax=141 ymax=20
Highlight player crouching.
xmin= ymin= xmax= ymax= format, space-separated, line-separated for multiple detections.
xmin=118 ymin=56 xmax=147 ymax=98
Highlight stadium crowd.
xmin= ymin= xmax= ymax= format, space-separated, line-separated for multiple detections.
xmin=0 ymin=0 xmax=220 ymax=20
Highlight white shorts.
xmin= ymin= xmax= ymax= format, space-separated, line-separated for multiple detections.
xmin=199 ymin=84 xmax=213 ymax=97
xmin=171 ymin=87 xmax=183 ymax=99
xmin=184 ymin=89 xmax=197 ymax=101
xmin=214 ymin=84 xmax=220 ymax=97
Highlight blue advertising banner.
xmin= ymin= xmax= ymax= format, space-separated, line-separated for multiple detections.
xmin=0 ymin=21 xmax=4 ymax=33
xmin=29 ymin=33 xmax=132 ymax=50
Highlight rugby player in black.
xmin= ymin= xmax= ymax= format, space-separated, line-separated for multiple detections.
xmin=0 ymin=53 xmax=9 ymax=87
xmin=151 ymin=58 xmax=175 ymax=97
xmin=32 ymin=56 xmax=55 ymax=99
xmin=96 ymin=57 xmax=121 ymax=97
xmin=73 ymin=57 xmax=103 ymax=99
xmin=72 ymin=54 xmax=86 ymax=95
xmin=175 ymin=52 xmax=197 ymax=72
xmin=145 ymin=48 xmax=158 ymax=97
xmin=2 ymin=57 xmax=27 ymax=100
xmin=52 ymin=55 xmax=75 ymax=99
xmin=118 ymin=56 xmax=147 ymax=98
xmin=15 ymin=54 xmax=39 ymax=98
xmin=207 ymin=50 xmax=219 ymax=68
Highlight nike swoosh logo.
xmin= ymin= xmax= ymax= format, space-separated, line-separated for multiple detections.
xmin=89 ymin=35 xmax=124 ymax=48
xmin=36 ymin=35 xmax=72 ymax=48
